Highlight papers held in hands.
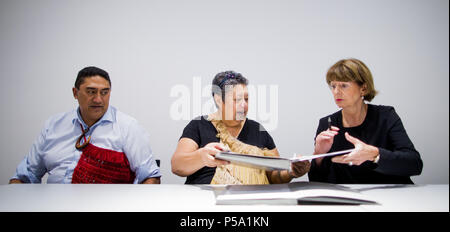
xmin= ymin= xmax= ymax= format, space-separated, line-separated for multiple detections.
xmin=215 ymin=149 xmax=354 ymax=171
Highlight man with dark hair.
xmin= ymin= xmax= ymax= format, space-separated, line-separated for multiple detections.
xmin=10 ymin=66 xmax=161 ymax=184
xmin=74 ymin=66 xmax=111 ymax=89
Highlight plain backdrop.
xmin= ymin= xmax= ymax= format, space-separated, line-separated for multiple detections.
xmin=0 ymin=0 xmax=448 ymax=184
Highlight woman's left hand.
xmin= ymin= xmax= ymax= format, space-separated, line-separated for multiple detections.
xmin=289 ymin=160 xmax=311 ymax=178
xmin=331 ymin=132 xmax=379 ymax=166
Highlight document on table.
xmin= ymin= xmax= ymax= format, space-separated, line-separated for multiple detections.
xmin=215 ymin=181 xmax=377 ymax=205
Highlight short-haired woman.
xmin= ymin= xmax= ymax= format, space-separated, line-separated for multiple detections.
xmin=309 ymin=58 xmax=423 ymax=184
xmin=172 ymin=71 xmax=310 ymax=184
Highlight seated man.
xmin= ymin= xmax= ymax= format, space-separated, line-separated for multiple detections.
xmin=10 ymin=66 xmax=161 ymax=184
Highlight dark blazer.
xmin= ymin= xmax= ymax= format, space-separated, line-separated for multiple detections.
xmin=308 ymin=104 xmax=423 ymax=184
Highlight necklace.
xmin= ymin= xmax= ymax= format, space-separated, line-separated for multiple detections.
xmin=75 ymin=123 xmax=91 ymax=150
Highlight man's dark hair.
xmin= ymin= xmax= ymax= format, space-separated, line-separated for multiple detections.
xmin=211 ymin=71 xmax=248 ymax=101
xmin=74 ymin=66 xmax=111 ymax=89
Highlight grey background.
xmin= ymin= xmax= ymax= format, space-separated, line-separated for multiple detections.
xmin=0 ymin=0 xmax=448 ymax=184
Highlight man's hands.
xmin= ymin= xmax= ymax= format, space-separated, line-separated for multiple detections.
xmin=142 ymin=177 xmax=161 ymax=184
xmin=9 ymin=179 xmax=23 ymax=184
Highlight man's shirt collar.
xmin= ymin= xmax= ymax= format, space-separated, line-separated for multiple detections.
xmin=72 ymin=106 xmax=114 ymax=128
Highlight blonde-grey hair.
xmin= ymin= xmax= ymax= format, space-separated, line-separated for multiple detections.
xmin=326 ymin=58 xmax=378 ymax=102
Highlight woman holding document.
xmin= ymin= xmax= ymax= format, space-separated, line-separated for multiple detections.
xmin=309 ymin=58 xmax=423 ymax=184
xmin=171 ymin=71 xmax=310 ymax=184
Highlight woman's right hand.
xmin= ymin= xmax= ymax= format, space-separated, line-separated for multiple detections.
xmin=314 ymin=126 xmax=340 ymax=155
xmin=198 ymin=142 xmax=230 ymax=167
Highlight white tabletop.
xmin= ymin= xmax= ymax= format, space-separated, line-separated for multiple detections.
xmin=0 ymin=183 xmax=447 ymax=212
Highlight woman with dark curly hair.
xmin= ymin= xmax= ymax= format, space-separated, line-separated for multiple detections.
xmin=171 ymin=71 xmax=310 ymax=184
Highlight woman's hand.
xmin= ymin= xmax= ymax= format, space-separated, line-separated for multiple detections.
xmin=313 ymin=126 xmax=339 ymax=166
xmin=198 ymin=142 xmax=230 ymax=167
xmin=331 ymin=132 xmax=379 ymax=166
xmin=268 ymin=157 xmax=310 ymax=184
xmin=172 ymin=139 xmax=230 ymax=177
xmin=314 ymin=126 xmax=339 ymax=155
xmin=290 ymin=160 xmax=310 ymax=178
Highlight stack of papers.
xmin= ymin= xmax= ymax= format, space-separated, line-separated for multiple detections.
xmin=214 ymin=182 xmax=377 ymax=205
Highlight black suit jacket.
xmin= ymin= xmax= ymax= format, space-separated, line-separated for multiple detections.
xmin=308 ymin=104 xmax=423 ymax=184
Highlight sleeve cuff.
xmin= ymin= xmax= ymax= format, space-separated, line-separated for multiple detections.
xmin=134 ymin=159 xmax=162 ymax=184
xmin=12 ymin=157 xmax=42 ymax=183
